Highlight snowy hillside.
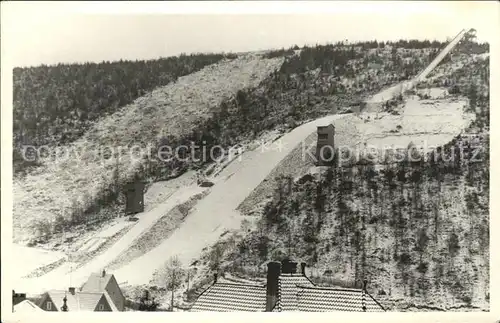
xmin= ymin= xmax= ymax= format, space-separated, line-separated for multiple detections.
xmin=13 ymin=54 xmax=284 ymax=243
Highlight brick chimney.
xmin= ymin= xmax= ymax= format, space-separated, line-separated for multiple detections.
xmin=68 ymin=287 xmax=76 ymax=295
xmin=266 ymin=262 xmax=281 ymax=312
xmin=102 ymin=269 xmax=106 ymax=277
xmin=213 ymin=273 xmax=218 ymax=284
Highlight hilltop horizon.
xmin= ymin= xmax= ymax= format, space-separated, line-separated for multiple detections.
xmin=3 ymin=1 xmax=496 ymax=68
xmin=13 ymin=36 xmax=491 ymax=69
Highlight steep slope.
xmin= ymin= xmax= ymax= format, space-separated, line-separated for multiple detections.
xmin=193 ymin=53 xmax=489 ymax=311
xmin=227 ymin=142 xmax=489 ymax=311
xmin=14 ymin=39 xmax=488 ymax=311
xmin=15 ymin=184 xmax=208 ymax=294
xmin=113 ymin=114 xmax=346 ymax=286
xmin=14 ymin=41 xmax=456 ymax=245
xmin=13 ymin=54 xmax=284 ymax=243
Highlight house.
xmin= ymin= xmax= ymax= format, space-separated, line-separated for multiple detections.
xmin=190 ymin=259 xmax=385 ymax=312
xmin=80 ymin=270 xmax=126 ymax=311
xmin=37 ymin=270 xmax=125 ymax=312
xmin=38 ymin=288 xmax=116 ymax=312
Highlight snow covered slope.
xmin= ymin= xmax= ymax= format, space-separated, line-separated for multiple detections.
xmin=13 ymin=54 xmax=285 ymax=243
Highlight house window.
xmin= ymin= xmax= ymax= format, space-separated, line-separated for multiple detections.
xmin=99 ymin=304 xmax=105 ymax=311
xmin=46 ymin=302 xmax=52 ymax=310
xmin=318 ymin=133 xmax=329 ymax=140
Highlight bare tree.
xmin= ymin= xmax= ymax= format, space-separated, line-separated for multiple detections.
xmin=158 ymin=255 xmax=186 ymax=311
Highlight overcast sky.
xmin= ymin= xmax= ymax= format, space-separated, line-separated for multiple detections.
xmin=2 ymin=1 xmax=498 ymax=67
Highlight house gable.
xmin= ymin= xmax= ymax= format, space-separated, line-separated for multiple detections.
xmin=94 ymin=294 xmax=113 ymax=311
xmin=104 ymin=274 xmax=125 ymax=311
xmin=38 ymin=293 xmax=58 ymax=312
xmin=81 ymin=272 xmax=124 ymax=311
xmin=80 ymin=273 xmax=112 ymax=293
xmin=44 ymin=290 xmax=110 ymax=311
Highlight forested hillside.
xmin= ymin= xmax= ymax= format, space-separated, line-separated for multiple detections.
xmin=188 ymin=40 xmax=453 ymax=150
xmin=195 ymin=51 xmax=490 ymax=311
xmin=14 ymin=39 xmax=454 ymax=172
xmin=126 ymin=40 xmax=462 ymax=209
xmin=15 ymin=38 xmax=488 ymax=256
xmin=215 ymin=132 xmax=488 ymax=310
xmin=13 ymin=53 xmax=232 ymax=173
xmin=14 ymin=54 xmax=285 ymax=243
xmin=17 ymin=40 xmax=449 ymax=241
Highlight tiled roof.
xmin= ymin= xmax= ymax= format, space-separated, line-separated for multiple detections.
xmin=46 ymin=290 xmax=105 ymax=311
xmin=190 ymin=273 xmax=385 ymax=312
xmin=80 ymin=273 xmax=113 ymax=293
xmin=190 ymin=282 xmax=266 ymax=312
xmin=296 ymin=286 xmax=385 ymax=312
xmin=276 ymin=274 xmax=315 ymax=311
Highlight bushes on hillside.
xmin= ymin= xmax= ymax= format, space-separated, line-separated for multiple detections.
xmin=13 ymin=53 xmax=231 ymax=173
xmin=17 ymin=40 xmax=489 ymax=243
xmin=222 ymin=117 xmax=489 ymax=306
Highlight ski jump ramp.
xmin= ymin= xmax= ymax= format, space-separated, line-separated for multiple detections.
xmin=365 ymin=29 xmax=470 ymax=107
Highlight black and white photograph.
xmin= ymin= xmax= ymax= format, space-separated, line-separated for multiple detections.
xmin=1 ymin=1 xmax=498 ymax=320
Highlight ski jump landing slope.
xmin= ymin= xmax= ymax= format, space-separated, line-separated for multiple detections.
xmin=114 ymin=114 xmax=345 ymax=285
xmin=15 ymin=187 xmax=205 ymax=294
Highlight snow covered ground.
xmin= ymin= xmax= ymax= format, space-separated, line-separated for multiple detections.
xmin=113 ymin=114 xmax=346 ymax=285
xmin=11 ymin=245 xmax=66 ymax=283
xmin=16 ymin=184 xmax=207 ymax=294
xmin=14 ymin=45 xmax=475 ymax=294
xmin=13 ymin=54 xmax=285 ymax=243
xmin=15 ymin=93 xmax=472 ymax=293
xmin=356 ymin=97 xmax=473 ymax=153
xmin=365 ymin=82 xmax=405 ymax=103
xmin=76 ymin=220 xmax=132 ymax=254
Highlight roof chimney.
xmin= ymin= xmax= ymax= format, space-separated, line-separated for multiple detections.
xmin=68 ymin=287 xmax=75 ymax=295
xmin=300 ymin=262 xmax=306 ymax=276
xmin=213 ymin=273 xmax=218 ymax=284
xmin=102 ymin=269 xmax=106 ymax=277
xmin=266 ymin=262 xmax=281 ymax=312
